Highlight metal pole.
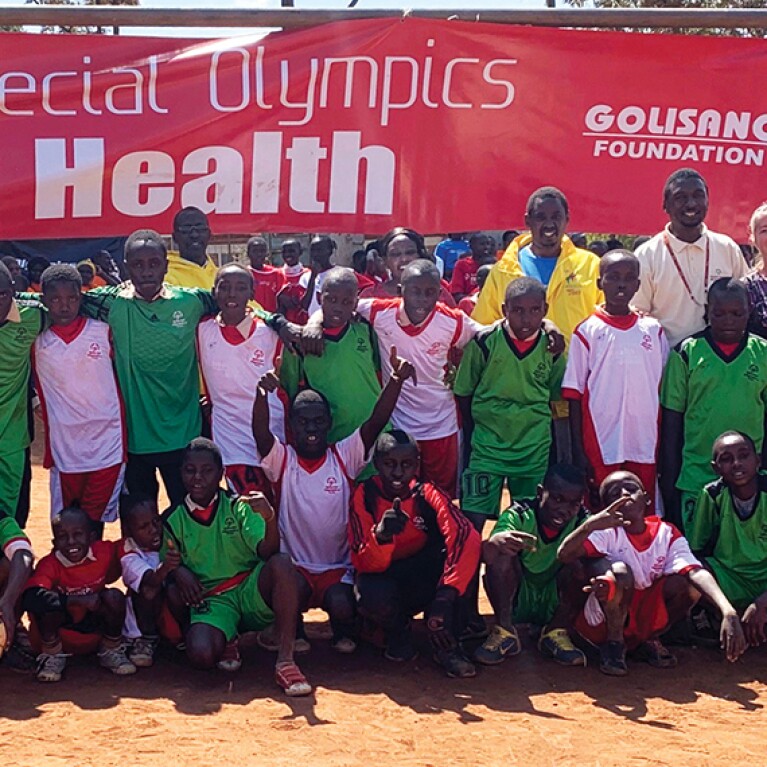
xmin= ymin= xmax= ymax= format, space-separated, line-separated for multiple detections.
xmin=0 ymin=6 xmax=766 ymax=30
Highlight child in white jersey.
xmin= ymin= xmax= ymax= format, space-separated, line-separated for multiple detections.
xmin=33 ymin=265 xmax=126 ymax=533
xmin=558 ymin=470 xmax=746 ymax=676
xmin=197 ymin=264 xmax=286 ymax=500
xmin=254 ymin=346 xmax=415 ymax=653
xmin=563 ymin=250 xmax=669 ymax=507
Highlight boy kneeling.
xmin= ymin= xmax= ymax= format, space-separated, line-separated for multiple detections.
xmin=349 ymin=430 xmax=480 ymax=677
xmin=23 ymin=507 xmax=135 ymax=682
xmin=558 ymin=471 xmax=746 ymax=676
xmin=475 ymin=464 xmax=587 ymax=667
xmin=162 ymin=438 xmax=311 ymax=696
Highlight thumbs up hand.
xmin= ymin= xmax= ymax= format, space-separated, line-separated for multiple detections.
xmin=375 ymin=497 xmax=409 ymax=544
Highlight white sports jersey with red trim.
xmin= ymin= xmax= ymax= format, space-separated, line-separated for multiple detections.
xmin=261 ymin=431 xmax=368 ymax=573
xmin=33 ymin=319 xmax=125 ymax=473
xmin=563 ymin=310 xmax=669 ymax=464
xmin=197 ymin=315 xmax=285 ymax=467
xmin=585 ymin=516 xmax=700 ymax=590
xmin=356 ymin=298 xmax=481 ymax=439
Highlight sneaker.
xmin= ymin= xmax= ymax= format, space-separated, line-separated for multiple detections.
xmin=538 ymin=628 xmax=587 ymax=667
xmin=275 ymin=661 xmax=312 ymax=697
xmin=434 ymin=648 xmax=477 ymax=678
xmin=599 ymin=640 xmax=628 ymax=677
xmin=473 ymin=625 xmax=521 ymax=665
xmin=384 ymin=628 xmax=419 ymax=662
xmin=638 ymin=638 xmax=677 ymax=669
xmin=98 ymin=645 xmax=137 ymax=676
xmin=330 ymin=636 xmax=357 ymax=654
xmin=129 ymin=636 xmax=157 ymax=668
xmin=217 ymin=637 xmax=242 ymax=672
xmin=36 ymin=652 xmax=69 ymax=683
xmin=4 ymin=626 xmax=36 ymax=673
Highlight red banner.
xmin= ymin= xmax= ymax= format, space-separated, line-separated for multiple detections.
xmin=2 ymin=19 xmax=766 ymax=239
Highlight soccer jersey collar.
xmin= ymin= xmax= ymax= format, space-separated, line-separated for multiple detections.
xmin=55 ymin=547 xmax=97 ymax=568
xmin=217 ymin=310 xmax=257 ymax=342
xmin=185 ymin=492 xmax=220 ymax=525
xmin=501 ymin=322 xmax=542 ymax=360
xmin=395 ymin=301 xmax=436 ymax=336
xmin=704 ymin=327 xmax=748 ymax=363
xmin=595 ymin=305 xmax=638 ymax=330
xmin=119 ymin=282 xmax=173 ymax=302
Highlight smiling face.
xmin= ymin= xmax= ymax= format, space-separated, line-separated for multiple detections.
xmin=126 ymin=242 xmax=167 ymax=300
xmin=126 ymin=501 xmax=162 ymax=552
xmin=401 ymin=270 xmax=440 ymax=325
xmin=43 ymin=280 xmax=82 ymax=326
xmin=282 ymin=240 xmax=302 ymax=268
xmin=310 ymin=238 xmax=334 ymax=271
xmin=385 ymin=235 xmax=420 ymax=283
xmin=290 ymin=398 xmax=331 ymax=459
xmin=525 ymin=197 xmax=568 ymax=258
xmin=708 ymin=291 xmax=749 ymax=346
xmin=503 ymin=292 xmax=547 ymax=340
xmin=374 ymin=442 xmax=419 ymax=499
xmin=52 ymin=511 xmax=93 ymax=564
xmin=712 ymin=433 xmax=760 ymax=494
xmin=537 ymin=476 xmax=583 ymax=532
xmin=598 ymin=252 xmax=640 ymax=315
xmin=469 ymin=234 xmax=494 ymax=263
xmin=664 ymin=176 xmax=708 ymax=239
xmin=247 ymin=238 xmax=269 ymax=270
xmin=173 ymin=209 xmax=211 ymax=265
xmin=320 ymin=279 xmax=357 ymax=329
xmin=214 ymin=266 xmax=252 ymax=325
xmin=181 ymin=450 xmax=222 ymax=507
xmin=750 ymin=209 xmax=767 ymax=260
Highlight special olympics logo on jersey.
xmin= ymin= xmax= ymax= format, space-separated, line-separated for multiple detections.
xmin=324 ymin=477 xmax=342 ymax=494
xmin=172 ymin=310 xmax=187 ymax=328
xmin=425 ymin=342 xmax=443 ymax=357
xmin=641 ymin=334 xmax=653 ymax=351
xmin=86 ymin=342 xmax=103 ymax=359
xmin=250 ymin=349 xmax=266 ymax=367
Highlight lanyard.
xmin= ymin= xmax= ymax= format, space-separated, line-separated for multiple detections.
xmin=663 ymin=231 xmax=710 ymax=307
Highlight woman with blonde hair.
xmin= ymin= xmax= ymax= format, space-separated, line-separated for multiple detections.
xmin=745 ymin=202 xmax=767 ymax=338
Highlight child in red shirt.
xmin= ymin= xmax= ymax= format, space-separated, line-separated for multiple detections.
xmin=247 ymin=236 xmax=285 ymax=312
xmin=23 ymin=507 xmax=135 ymax=682
xmin=450 ymin=232 xmax=498 ymax=302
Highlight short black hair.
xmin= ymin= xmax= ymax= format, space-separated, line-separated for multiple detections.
xmin=321 ymin=266 xmax=358 ymax=293
xmin=120 ymin=492 xmax=158 ymax=524
xmin=0 ymin=262 xmax=12 ymax=286
xmin=182 ymin=437 xmax=224 ymax=472
xmin=468 ymin=232 xmax=487 ymax=244
xmin=663 ymin=168 xmax=708 ymax=205
xmin=247 ymin=236 xmax=268 ymax=249
xmin=707 ymin=276 xmax=748 ymax=307
xmin=215 ymin=262 xmax=253 ymax=289
xmin=505 ymin=276 xmax=547 ymax=303
xmin=125 ymin=229 xmax=167 ymax=258
xmin=28 ymin=255 xmax=51 ymax=271
xmin=632 ymin=235 xmax=651 ymax=251
xmin=311 ymin=235 xmax=336 ymax=251
xmin=712 ymin=430 xmax=758 ymax=459
xmin=401 ymin=258 xmax=440 ymax=285
xmin=380 ymin=228 xmax=427 ymax=260
xmin=526 ymin=186 xmax=569 ymax=217
xmin=543 ymin=463 xmax=586 ymax=490
xmin=375 ymin=429 xmax=418 ymax=456
xmin=41 ymin=263 xmax=82 ymax=293
xmin=173 ymin=206 xmax=208 ymax=230
xmin=52 ymin=505 xmax=91 ymax=531
xmin=290 ymin=388 xmax=331 ymax=419
xmin=599 ymin=249 xmax=640 ymax=277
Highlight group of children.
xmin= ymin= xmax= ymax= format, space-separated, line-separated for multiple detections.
xmin=0 ymin=192 xmax=766 ymax=698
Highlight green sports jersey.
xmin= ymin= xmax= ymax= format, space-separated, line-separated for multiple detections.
xmin=81 ymin=283 xmax=217 ymax=454
xmin=492 ymin=500 xmax=584 ymax=588
xmin=660 ymin=330 xmax=767 ymax=493
xmin=454 ymin=326 xmax=565 ymax=476
xmin=0 ymin=300 xmax=44 ymax=455
xmin=280 ymin=318 xmax=382 ymax=444
xmin=161 ymin=492 xmax=265 ymax=591
xmin=0 ymin=507 xmax=30 ymax=555
xmin=688 ymin=473 xmax=767 ymax=606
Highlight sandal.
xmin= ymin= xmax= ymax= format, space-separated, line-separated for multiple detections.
xmin=275 ymin=661 xmax=312 ymax=697
xmin=639 ymin=638 xmax=678 ymax=669
xmin=599 ymin=640 xmax=628 ymax=677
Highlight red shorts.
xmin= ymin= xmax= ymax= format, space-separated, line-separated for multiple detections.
xmin=225 ymin=465 xmax=274 ymax=504
xmin=574 ymin=577 xmax=670 ymax=650
xmin=417 ymin=432 xmax=460 ymax=498
xmin=589 ymin=459 xmax=656 ymax=510
xmin=296 ymin=566 xmax=348 ymax=609
xmin=49 ymin=462 xmax=125 ymax=523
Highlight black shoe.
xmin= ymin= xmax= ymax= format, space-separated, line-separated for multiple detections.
xmin=434 ymin=648 xmax=477 ymax=678
xmin=599 ymin=641 xmax=628 ymax=677
xmin=384 ymin=629 xmax=418 ymax=662
xmin=689 ymin=605 xmax=720 ymax=649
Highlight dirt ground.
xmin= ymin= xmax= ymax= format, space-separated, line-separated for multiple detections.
xmin=2 ymin=438 xmax=766 ymax=767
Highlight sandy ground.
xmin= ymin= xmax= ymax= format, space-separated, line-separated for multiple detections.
xmin=2 ymin=437 xmax=766 ymax=767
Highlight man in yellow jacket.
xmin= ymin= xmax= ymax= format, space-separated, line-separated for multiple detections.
xmin=165 ymin=206 xmax=219 ymax=290
xmin=473 ymin=187 xmax=602 ymax=342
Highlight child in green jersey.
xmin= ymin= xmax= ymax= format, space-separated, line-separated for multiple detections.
xmin=0 ymin=262 xmax=44 ymax=526
xmin=456 ymin=276 xmax=566 ymax=521
xmin=688 ymin=431 xmax=767 ymax=647
xmin=161 ymin=438 xmax=311 ymax=697
xmin=474 ymin=463 xmax=587 ymax=667
xmin=660 ymin=278 xmax=767 ymax=531
xmin=280 ymin=267 xmax=383 ymax=448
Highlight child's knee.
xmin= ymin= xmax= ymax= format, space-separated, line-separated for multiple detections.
xmin=664 ymin=573 xmax=698 ymax=606
xmin=356 ymin=577 xmax=398 ymax=623
xmin=324 ymin=583 xmax=355 ymax=623
xmin=185 ymin=627 xmax=224 ymax=669
xmin=100 ymin=588 xmax=127 ymax=615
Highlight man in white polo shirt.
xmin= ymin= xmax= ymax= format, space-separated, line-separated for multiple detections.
xmin=634 ymin=168 xmax=747 ymax=347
